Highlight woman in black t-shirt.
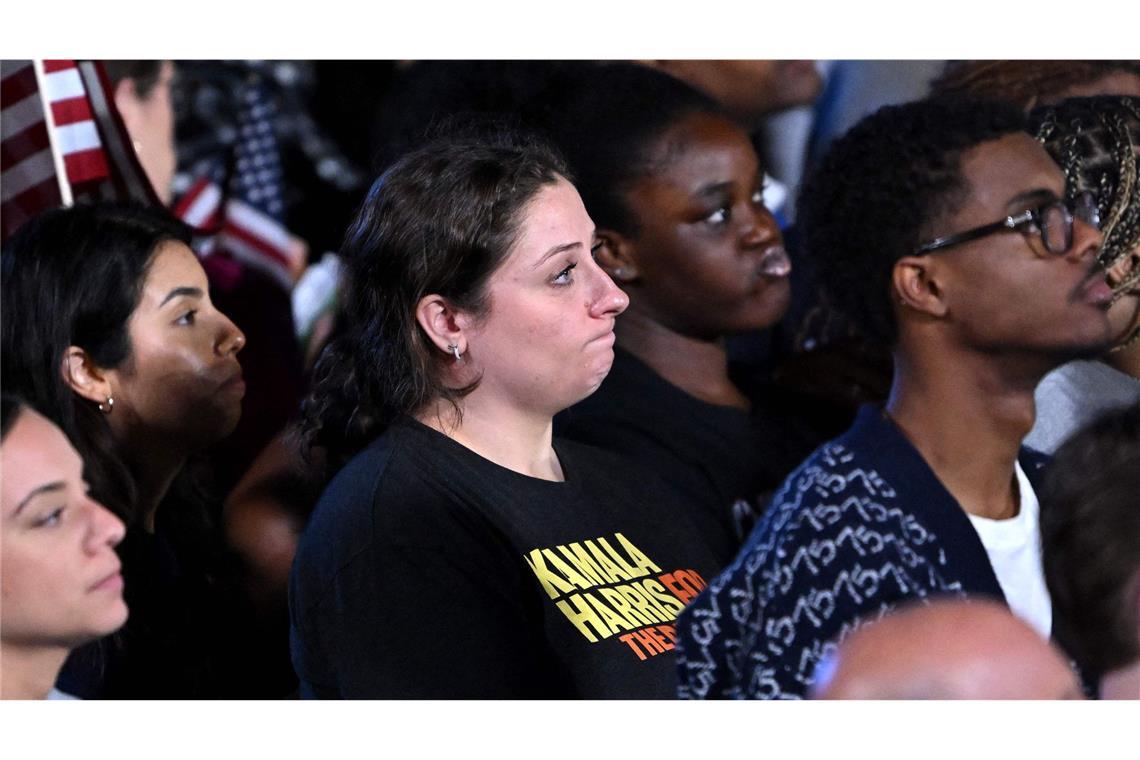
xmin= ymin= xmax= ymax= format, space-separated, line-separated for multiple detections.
xmin=542 ymin=64 xmax=797 ymax=550
xmin=292 ymin=130 xmax=724 ymax=698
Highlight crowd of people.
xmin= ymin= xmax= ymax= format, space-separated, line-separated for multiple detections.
xmin=1 ymin=60 xmax=1138 ymax=701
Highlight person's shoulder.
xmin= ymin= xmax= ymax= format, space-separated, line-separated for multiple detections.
xmin=1041 ymin=359 xmax=1131 ymax=394
xmin=760 ymin=437 xmax=890 ymax=525
xmin=1028 ymin=362 xmax=1107 ymax=453
xmin=1033 ymin=360 xmax=1138 ymax=426
xmin=683 ymin=432 xmax=914 ymax=616
xmin=675 ymin=437 xmax=934 ymax=700
xmin=682 ymin=439 xmax=865 ymax=590
xmin=296 ymin=422 xmax=454 ymax=557
xmin=291 ymin=423 xmax=497 ymax=611
xmin=306 ymin=431 xmax=401 ymax=531
xmin=293 ymin=432 xmax=401 ymax=585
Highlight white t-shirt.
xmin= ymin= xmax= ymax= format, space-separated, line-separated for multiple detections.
xmin=967 ymin=462 xmax=1053 ymax=639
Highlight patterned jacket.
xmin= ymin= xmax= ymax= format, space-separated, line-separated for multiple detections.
xmin=675 ymin=405 xmax=1049 ymax=699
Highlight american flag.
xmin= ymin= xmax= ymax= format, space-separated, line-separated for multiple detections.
xmin=1 ymin=59 xmax=157 ymax=243
xmin=173 ymin=79 xmax=301 ymax=290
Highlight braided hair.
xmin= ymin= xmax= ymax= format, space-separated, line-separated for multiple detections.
xmin=1031 ymin=96 xmax=1140 ymax=343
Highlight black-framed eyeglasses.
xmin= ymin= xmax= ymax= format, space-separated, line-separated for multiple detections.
xmin=915 ymin=191 xmax=1101 ymax=256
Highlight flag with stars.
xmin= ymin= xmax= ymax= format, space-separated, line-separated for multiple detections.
xmin=173 ymin=79 xmax=300 ymax=289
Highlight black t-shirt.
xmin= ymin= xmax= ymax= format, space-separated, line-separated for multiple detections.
xmin=557 ymin=348 xmax=767 ymax=559
xmin=58 ymin=511 xmax=278 ymax=698
xmin=288 ymin=416 xmax=722 ymax=699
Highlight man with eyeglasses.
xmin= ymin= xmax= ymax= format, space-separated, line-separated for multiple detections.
xmin=676 ymin=98 xmax=1115 ymax=699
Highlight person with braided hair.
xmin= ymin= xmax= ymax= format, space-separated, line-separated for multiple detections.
xmin=676 ymin=98 xmax=1115 ymax=699
xmin=1026 ymin=96 xmax=1140 ymax=454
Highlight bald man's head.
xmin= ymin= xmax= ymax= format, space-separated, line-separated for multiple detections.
xmin=810 ymin=599 xmax=1083 ymax=700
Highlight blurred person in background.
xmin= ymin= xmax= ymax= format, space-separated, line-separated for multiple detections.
xmin=104 ymin=60 xmax=177 ymax=206
xmin=1040 ymin=404 xmax=1140 ymax=700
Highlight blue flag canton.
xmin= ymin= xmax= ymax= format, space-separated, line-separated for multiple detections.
xmin=232 ymin=83 xmax=284 ymax=220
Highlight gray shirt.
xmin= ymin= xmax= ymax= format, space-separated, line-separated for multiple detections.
xmin=1026 ymin=360 xmax=1140 ymax=454
xmin=47 ymin=687 xmax=77 ymax=700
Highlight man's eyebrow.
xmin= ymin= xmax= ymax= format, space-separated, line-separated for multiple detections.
xmin=13 ymin=482 xmax=65 ymax=516
xmin=159 ymin=286 xmax=204 ymax=307
xmin=1006 ymin=188 xmax=1058 ymax=212
xmin=532 ymin=241 xmax=582 ymax=269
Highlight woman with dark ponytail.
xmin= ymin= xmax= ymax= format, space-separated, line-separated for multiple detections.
xmin=290 ymin=128 xmax=723 ymax=698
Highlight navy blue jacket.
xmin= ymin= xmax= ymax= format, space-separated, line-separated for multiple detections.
xmin=675 ymin=405 xmax=1049 ymax=699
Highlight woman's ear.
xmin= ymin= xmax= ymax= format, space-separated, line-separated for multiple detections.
xmin=892 ymin=256 xmax=949 ymax=319
xmin=61 ymin=346 xmax=113 ymax=405
xmin=595 ymin=229 xmax=640 ymax=285
xmin=414 ymin=294 xmax=468 ymax=359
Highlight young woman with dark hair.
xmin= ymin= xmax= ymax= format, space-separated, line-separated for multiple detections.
xmin=1 ymin=202 xmax=256 ymax=697
xmin=290 ymin=130 xmax=723 ymax=698
xmin=541 ymin=64 xmax=795 ymax=556
xmin=1 ymin=395 xmax=127 ymax=699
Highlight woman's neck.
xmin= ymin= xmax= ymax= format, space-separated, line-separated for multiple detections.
xmin=615 ymin=306 xmax=748 ymax=409
xmin=0 ymin=643 xmax=69 ymax=699
xmin=115 ymin=433 xmax=187 ymax=533
xmin=415 ymin=396 xmax=563 ymax=481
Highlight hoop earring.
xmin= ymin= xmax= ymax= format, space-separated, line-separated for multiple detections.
xmin=447 ymin=344 xmax=462 ymax=362
xmin=98 ymin=396 xmax=115 ymax=414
